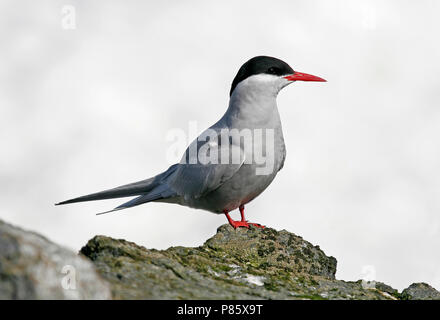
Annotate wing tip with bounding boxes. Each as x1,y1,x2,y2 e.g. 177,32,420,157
55,198,79,206
96,207,125,216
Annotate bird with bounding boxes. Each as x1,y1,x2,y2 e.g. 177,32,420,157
56,56,326,229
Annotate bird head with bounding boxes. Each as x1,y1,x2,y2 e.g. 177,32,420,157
230,56,326,98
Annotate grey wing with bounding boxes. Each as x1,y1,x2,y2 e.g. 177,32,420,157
168,133,245,199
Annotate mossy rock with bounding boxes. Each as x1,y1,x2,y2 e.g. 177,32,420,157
79,224,414,300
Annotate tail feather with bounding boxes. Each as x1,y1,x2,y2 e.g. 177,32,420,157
96,185,177,215
55,177,156,205
56,164,178,206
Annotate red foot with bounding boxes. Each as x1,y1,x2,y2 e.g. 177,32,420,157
228,219,265,229
224,206,265,229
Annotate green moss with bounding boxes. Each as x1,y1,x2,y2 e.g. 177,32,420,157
79,224,399,300
303,247,313,256
308,277,319,286
264,281,279,291
276,254,288,262
195,264,209,273
214,264,233,272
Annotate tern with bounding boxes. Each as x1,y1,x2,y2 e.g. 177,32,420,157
56,56,326,229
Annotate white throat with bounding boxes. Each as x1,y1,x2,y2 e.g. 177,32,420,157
224,74,291,128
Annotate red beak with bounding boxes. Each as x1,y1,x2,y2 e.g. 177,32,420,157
284,71,326,82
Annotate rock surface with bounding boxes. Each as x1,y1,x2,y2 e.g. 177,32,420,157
2,218,439,300
400,283,440,300
0,219,111,299
80,224,440,300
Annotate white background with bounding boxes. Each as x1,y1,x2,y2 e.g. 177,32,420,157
1,0,439,291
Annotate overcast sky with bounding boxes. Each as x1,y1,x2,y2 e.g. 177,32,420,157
1,0,439,292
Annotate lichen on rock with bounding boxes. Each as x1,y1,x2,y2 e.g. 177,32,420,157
2,218,439,300
400,283,440,300
80,224,438,300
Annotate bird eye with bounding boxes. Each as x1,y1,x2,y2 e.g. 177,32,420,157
267,67,279,75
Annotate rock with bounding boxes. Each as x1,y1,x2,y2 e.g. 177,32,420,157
80,224,422,300
374,282,400,299
400,283,440,300
3,217,439,300
0,219,111,299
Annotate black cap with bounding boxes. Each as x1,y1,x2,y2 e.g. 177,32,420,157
230,56,294,96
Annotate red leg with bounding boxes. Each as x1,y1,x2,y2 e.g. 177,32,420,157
239,205,246,221
224,206,265,229
240,205,265,228
224,210,250,229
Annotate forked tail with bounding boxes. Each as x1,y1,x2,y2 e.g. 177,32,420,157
55,164,178,214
